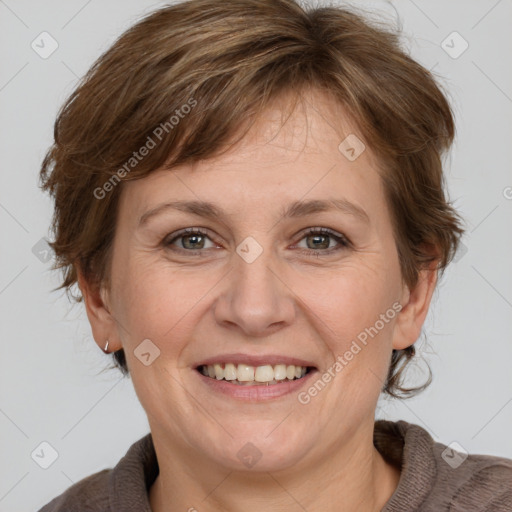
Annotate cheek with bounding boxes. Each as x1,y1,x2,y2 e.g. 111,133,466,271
111,256,179,339
304,263,397,333
295,263,399,381
112,256,220,359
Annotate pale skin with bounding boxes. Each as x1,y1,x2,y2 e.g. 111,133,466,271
78,88,438,511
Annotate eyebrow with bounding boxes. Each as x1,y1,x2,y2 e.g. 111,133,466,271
138,198,370,226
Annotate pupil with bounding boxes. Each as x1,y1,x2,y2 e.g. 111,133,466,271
182,234,329,250
308,234,328,249
183,234,204,249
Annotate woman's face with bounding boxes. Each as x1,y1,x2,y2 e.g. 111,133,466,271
84,90,433,473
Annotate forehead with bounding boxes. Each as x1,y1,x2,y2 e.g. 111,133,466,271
120,88,386,223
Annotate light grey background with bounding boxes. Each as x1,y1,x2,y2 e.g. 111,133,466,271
0,0,511,510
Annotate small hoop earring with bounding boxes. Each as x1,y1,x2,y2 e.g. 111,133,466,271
103,340,109,353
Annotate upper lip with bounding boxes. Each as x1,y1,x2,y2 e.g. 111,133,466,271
194,353,317,369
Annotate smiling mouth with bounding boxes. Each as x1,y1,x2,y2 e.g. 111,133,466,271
196,363,315,386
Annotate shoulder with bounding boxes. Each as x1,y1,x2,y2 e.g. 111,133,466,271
431,436,512,511
37,432,156,512
37,470,111,512
375,419,512,511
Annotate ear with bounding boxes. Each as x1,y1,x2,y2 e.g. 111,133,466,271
392,262,438,351
77,269,122,353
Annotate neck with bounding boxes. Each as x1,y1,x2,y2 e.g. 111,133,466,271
149,421,401,512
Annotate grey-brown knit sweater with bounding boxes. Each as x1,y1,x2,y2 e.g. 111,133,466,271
37,420,512,511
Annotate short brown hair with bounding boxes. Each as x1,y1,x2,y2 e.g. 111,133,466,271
39,0,465,398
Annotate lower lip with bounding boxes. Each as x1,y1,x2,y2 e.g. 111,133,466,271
195,369,319,401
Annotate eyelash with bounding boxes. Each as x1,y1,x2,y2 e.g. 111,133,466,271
163,227,350,257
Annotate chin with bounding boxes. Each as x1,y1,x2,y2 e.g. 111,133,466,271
202,426,312,472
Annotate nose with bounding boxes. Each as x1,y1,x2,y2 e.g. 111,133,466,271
212,244,296,338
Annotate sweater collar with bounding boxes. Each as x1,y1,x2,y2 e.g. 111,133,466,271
376,419,437,511
108,432,158,512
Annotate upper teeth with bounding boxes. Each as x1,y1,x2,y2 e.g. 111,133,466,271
201,363,308,382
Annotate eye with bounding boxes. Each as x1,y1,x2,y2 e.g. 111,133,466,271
163,228,216,253
294,227,350,256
